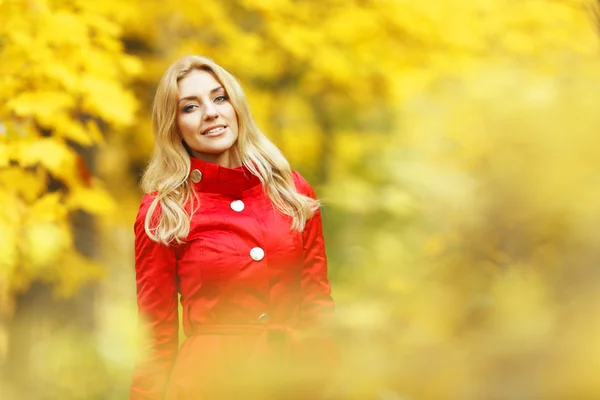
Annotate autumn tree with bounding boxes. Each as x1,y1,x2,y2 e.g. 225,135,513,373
0,0,140,397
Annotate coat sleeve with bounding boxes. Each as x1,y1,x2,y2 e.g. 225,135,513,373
130,195,179,400
293,172,335,330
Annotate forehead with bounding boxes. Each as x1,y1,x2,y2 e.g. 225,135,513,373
178,69,223,98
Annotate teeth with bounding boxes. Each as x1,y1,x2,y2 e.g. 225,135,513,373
205,126,225,134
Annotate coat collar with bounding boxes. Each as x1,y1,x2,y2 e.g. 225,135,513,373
188,156,262,197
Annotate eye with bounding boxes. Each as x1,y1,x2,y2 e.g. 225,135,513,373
182,104,197,113
215,95,228,103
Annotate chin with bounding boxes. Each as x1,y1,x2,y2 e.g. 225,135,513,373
206,143,235,153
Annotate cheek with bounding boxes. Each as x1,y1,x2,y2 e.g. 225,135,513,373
178,114,198,135
224,106,239,132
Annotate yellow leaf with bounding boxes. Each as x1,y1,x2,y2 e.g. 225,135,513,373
0,167,46,203
0,219,18,272
42,10,89,46
23,221,71,269
63,119,94,146
7,91,74,121
0,143,9,168
80,75,137,125
67,185,116,216
44,63,80,92
85,120,104,144
51,251,105,298
16,138,78,184
119,54,143,76
280,128,322,169
0,191,21,226
27,192,69,222
80,11,121,38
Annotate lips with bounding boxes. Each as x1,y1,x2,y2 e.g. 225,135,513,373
202,125,227,135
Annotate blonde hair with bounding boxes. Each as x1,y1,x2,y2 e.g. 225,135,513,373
141,55,319,245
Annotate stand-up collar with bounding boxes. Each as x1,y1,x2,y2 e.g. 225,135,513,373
188,157,262,197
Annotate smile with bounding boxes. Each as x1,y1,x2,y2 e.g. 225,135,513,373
202,125,227,135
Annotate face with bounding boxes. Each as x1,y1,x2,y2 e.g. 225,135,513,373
177,69,240,167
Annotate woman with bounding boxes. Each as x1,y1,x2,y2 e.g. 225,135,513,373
130,55,337,400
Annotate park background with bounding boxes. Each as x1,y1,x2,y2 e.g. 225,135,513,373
2,0,600,398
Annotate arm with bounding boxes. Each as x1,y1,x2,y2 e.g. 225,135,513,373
293,172,335,330
130,195,179,400
293,172,339,391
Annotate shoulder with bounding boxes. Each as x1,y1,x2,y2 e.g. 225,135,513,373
136,193,157,220
292,171,316,199
134,193,160,235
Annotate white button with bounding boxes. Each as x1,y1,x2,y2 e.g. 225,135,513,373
230,200,245,212
258,313,269,323
250,247,264,261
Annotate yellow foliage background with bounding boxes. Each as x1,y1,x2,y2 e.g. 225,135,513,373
2,0,600,398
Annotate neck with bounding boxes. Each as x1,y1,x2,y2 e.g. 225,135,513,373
190,149,242,169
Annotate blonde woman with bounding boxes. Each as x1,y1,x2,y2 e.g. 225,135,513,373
130,55,337,400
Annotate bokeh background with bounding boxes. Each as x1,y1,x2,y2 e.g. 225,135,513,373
2,0,600,399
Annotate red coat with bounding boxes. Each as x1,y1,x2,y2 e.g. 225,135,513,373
130,157,336,400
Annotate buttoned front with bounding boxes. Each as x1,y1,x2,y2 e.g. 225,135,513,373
249,247,265,261
230,200,244,212
131,157,337,400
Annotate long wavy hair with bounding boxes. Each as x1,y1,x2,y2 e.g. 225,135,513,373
141,55,319,245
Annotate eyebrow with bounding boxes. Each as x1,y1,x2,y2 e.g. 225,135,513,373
178,86,225,103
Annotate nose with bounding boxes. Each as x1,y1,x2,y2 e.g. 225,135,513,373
203,102,218,121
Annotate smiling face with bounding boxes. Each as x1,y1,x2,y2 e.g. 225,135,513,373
177,69,240,167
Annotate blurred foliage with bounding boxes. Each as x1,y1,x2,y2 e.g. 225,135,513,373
2,0,600,398
0,0,140,306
